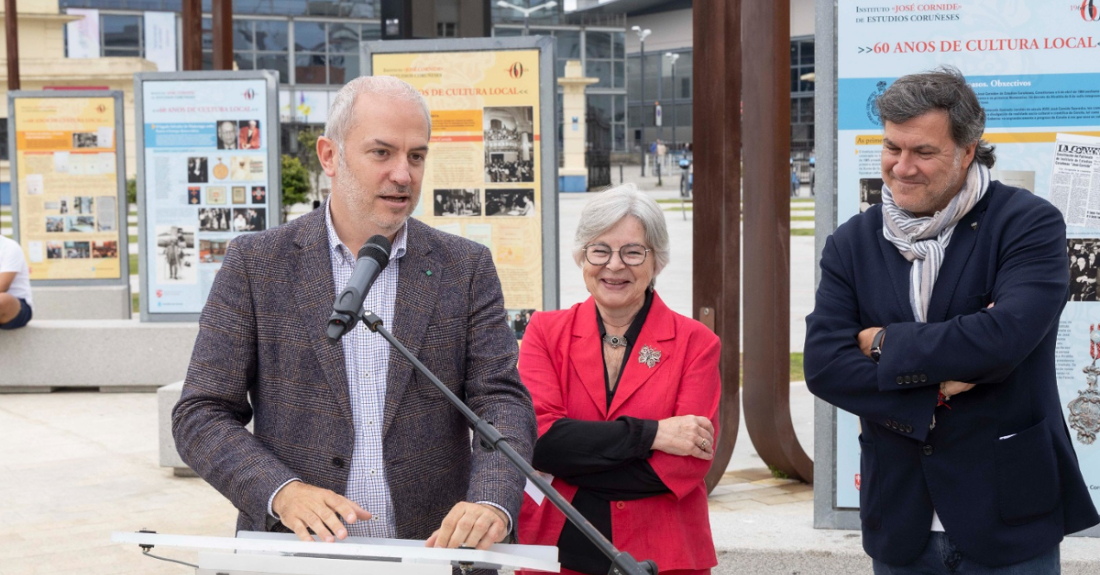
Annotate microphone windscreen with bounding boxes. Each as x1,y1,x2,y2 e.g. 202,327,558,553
358,235,393,267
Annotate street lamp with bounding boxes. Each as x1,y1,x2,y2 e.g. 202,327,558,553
496,1,558,35
664,52,679,151
632,25,651,176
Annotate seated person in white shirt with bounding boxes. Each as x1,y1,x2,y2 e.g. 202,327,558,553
0,235,33,330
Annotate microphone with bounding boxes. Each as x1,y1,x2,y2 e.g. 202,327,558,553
326,235,392,342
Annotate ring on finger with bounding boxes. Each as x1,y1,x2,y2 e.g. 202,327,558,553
699,439,710,450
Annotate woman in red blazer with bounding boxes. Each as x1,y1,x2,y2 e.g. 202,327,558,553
518,185,721,575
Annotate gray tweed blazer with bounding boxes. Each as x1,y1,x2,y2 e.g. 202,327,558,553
172,208,536,538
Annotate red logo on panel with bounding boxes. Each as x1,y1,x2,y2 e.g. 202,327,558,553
1083,1,1100,21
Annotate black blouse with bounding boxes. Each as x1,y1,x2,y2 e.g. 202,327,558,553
531,290,671,575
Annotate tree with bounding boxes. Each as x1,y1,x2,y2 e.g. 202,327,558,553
281,155,311,222
295,127,326,203
126,178,137,207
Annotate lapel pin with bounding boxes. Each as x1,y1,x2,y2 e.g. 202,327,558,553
971,222,978,230
425,270,433,276
638,345,661,369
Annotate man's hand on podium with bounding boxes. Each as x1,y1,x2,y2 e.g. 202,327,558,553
272,481,373,543
426,502,508,550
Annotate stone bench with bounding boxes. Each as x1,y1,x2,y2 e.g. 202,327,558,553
0,319,198,392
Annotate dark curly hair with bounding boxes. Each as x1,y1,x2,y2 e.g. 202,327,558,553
876,65,995,168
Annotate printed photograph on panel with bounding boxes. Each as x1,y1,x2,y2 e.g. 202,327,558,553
485,189,535,217
64,241,91,258
433,189,482,217
1068,239,1100,302
156,225,196,283
188,187,202,205
211,157,230,180
231,156,250,180
72,132,99,149
46,242,63,259
483,107,535,183
74,196,95,215
188,157,209,183
232,186,247,204
66,216,96,233
92,241,118,258
96,196,117,232
507,308,536,340
206,186,227,205
859,178,884,213
199,239,229,264
233,208,266,232
239,120,261,149
199,208,232,232
216,120,239,150
248,157,265,180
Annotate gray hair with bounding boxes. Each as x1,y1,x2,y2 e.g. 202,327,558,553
324,76,432,150
573,184,669,286
876,65,995,168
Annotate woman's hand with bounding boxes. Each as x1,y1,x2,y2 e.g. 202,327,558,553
653,415,715,460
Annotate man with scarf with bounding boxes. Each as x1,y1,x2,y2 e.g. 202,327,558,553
805,66,1098,574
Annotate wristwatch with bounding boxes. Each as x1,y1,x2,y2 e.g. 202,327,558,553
870,328,886,363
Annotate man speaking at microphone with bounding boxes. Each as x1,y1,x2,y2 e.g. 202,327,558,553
174,76,537,551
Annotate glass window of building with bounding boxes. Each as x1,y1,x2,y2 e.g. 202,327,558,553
102,14,142,57
215,18,290,83
294,20,368,85
583,30,624,89
497,24,628,153
790,37,816,179
61,0,380,17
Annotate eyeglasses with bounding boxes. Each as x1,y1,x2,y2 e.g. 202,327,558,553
583,243,651,266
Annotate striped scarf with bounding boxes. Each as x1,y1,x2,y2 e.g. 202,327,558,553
881,162,991,323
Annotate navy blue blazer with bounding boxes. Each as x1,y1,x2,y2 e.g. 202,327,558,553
805,181,1099,567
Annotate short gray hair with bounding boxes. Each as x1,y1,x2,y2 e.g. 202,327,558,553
325,76,432,150
876,65,995,168
573,184,669,285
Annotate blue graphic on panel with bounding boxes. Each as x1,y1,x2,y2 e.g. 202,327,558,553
840,74,1100,131
144,123,218,148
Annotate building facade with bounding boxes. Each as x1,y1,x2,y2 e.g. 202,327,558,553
576,0,817,174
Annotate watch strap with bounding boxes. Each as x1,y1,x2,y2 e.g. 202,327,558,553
870,328,886,362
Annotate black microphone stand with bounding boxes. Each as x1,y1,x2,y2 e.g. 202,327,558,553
359,311,659,575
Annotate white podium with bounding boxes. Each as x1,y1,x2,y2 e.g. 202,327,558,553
112,530,559,575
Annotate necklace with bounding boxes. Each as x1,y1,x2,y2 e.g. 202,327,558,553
603,334,628,348
603,317,632,329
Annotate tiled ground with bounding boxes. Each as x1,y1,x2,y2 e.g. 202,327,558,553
0,391,813,574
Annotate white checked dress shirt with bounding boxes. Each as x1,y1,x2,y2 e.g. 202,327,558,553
326,202,407,537
267,202,406,537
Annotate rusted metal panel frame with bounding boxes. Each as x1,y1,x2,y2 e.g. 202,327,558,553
5,0,20,90
695,0,742,492
181,0,202,71
741,0,814,483
211,0,233,71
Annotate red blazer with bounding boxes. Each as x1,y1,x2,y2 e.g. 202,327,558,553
517,293,720,571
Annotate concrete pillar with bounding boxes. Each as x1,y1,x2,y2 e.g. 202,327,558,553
557,60,597,193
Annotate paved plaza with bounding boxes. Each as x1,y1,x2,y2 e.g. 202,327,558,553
3,181,1099,573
